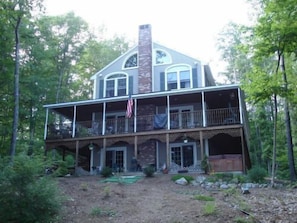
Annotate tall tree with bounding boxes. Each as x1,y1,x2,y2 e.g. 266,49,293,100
254,0,297,182
0,0,43,163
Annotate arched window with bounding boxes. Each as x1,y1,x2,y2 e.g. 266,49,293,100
155,49,171,65
124,53,137,68
105,73,128,97
165,65,191,90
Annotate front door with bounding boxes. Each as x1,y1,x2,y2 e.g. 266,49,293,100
105,148,126,172
171,145,194,168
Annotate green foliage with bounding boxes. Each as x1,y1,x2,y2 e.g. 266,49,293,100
202,202,216,216
171,174,194,183
52,160,69,177
90,207,116,217
0,154,62,223
101,167,113,178
247,166,267,183
194,195,215,201
143,165,155,177
234,216,255,223
201,155,210,173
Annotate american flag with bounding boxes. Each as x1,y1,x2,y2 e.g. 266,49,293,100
126,94,133,118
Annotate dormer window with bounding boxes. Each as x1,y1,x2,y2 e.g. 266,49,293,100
124,53,137,68
165,65,191,90
105,73,128,97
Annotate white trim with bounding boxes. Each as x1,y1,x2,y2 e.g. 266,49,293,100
165,64,192,91
169,142,197,167
104,72,129,97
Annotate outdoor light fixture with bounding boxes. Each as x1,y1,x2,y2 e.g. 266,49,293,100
89,143,94,151
183,138,188,144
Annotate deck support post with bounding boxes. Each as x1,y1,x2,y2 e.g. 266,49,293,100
75,140,79,175
166,133,170,170
240,128,246,173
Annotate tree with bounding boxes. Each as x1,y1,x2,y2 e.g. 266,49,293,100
0,0,43,163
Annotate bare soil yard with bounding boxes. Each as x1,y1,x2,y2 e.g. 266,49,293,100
57,173,297,223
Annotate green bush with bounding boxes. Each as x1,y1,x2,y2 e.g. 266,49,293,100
143,165,155,177
101,167,113,178
171,174,194,183
0,154,62,223
247,166,267,183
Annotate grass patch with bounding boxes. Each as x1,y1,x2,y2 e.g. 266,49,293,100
194,194,215,201
90,207,116,217
202,202,216,215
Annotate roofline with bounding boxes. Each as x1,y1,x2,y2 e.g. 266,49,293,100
90,45,138,80
43,84,241,109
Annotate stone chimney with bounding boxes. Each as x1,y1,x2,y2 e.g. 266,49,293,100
138,24,152,93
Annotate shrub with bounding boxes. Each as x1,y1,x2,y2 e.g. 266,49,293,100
0,154,62,223
247,166,267,183
171,174,194,183
143,165,155,177
101,167,112,178
202,202,216,215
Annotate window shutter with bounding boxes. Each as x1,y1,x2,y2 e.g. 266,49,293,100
192,68,198,88
160,72,165,91
99,79,104,98
129,76,133,94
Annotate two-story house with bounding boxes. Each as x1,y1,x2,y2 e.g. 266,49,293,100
44,24,251,174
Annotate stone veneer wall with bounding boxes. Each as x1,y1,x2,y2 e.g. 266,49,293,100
138,140,156,169
138,24,152,94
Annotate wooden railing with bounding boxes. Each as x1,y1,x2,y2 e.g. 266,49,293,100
46,107,240,139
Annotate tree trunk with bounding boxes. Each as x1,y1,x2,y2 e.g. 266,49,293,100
280,54,297,182
10,15,22,164
271,94,277,187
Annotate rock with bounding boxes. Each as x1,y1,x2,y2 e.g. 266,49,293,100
175,177,188,185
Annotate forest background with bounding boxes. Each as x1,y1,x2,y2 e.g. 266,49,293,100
1,0,297,183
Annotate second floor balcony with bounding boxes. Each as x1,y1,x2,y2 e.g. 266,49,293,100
46,107,241,140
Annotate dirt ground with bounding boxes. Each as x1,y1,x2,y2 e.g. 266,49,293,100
57,173,297,223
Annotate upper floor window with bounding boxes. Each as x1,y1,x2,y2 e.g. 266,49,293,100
155,49,171,65
123,49,172,68
165,65,191,90
105,73,128,97
124,53,137,68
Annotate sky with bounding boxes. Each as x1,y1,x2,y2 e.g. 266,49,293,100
44,0,253,80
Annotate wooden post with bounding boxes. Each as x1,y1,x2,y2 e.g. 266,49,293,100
75,140,79,175
240,128,246,173
199,131,204,159
166,133,170,170
134,135,138,158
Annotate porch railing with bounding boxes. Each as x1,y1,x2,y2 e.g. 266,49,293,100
46,107,240,139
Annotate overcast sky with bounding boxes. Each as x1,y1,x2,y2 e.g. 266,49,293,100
44,0,253,79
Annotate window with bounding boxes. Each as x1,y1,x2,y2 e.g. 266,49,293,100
105,73,127,97
155,50,171,64
124,53,137,68
165,65,191,90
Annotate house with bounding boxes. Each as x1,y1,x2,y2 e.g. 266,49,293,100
43,24,251,174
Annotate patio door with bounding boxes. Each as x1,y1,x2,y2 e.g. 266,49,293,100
171,145,194,168
105,147,126,172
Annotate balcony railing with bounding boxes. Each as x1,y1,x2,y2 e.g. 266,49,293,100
46,107,240,139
